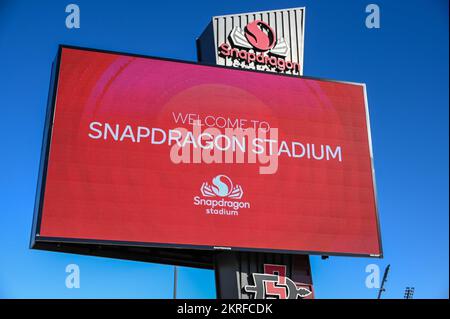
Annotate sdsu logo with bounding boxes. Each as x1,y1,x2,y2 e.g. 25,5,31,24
244,264,312,299
201,175,243,199
219,20,299,74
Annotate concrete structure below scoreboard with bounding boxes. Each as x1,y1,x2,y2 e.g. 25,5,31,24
215,252,314,299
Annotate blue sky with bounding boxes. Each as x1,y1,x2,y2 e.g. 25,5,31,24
0,0,448,298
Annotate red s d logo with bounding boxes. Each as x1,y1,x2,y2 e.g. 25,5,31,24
244,20,276,51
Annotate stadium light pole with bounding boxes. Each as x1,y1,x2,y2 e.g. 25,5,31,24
377,264,390,299
173,266,178,299
404,287,415,299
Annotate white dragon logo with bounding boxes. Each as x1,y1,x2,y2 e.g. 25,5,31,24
200,175,244,199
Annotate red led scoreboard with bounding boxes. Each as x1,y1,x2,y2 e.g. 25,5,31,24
31,46,382,266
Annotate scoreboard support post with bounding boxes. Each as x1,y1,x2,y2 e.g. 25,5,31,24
214,252,314,299
198,11,315,299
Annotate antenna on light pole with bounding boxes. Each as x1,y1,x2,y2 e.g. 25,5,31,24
404,287,415,299
173,266,178,299
377,264,390,299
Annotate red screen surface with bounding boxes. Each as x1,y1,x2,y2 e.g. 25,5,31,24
38,47,381,256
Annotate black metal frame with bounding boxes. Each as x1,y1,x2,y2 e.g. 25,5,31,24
30,44,383,267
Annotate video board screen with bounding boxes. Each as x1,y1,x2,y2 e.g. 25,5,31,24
33,46,382,257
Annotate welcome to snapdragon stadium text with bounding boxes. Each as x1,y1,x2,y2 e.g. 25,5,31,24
87,115,343,175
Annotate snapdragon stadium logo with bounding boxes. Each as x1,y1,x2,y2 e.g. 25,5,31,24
194,175,249,217
218,20,301,74
201,174,243,199
236,20,286,54
244,264,313,299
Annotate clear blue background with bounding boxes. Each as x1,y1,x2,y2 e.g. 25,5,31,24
0,0,448,298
